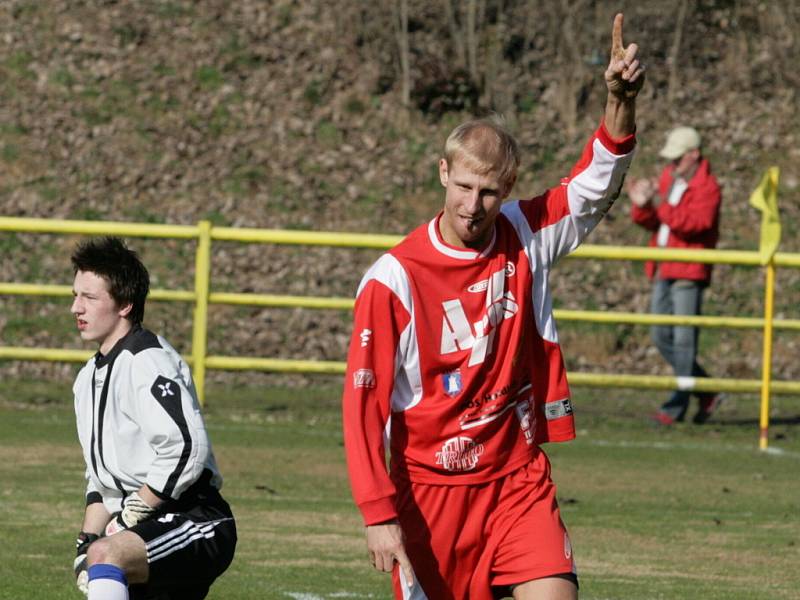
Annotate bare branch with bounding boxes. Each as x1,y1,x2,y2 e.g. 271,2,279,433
392,0,411,107
443,0,466,69
667,0,691,103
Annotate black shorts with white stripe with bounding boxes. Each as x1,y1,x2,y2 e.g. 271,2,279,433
128,485,237,600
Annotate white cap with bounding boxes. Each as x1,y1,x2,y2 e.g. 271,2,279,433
659,126,701,160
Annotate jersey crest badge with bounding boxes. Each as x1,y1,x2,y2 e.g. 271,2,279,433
442,371,462,397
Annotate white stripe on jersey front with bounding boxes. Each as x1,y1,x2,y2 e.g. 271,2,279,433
502,201,560,344
145,517,230,563
356,254,423,413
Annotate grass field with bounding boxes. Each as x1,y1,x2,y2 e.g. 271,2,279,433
1,377,798,600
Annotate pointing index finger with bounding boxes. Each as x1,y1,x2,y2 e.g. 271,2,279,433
611,13,625,61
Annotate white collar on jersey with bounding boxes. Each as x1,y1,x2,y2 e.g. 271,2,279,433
427,216,497,260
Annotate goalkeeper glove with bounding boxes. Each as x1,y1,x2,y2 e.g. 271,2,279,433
74,531,100,596
104,491,158,536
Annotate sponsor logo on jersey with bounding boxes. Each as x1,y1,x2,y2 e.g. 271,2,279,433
359,328,372,347
543,398,573,420
441,267,519,366
564,533,572,559
435,436,485,472
467,261,516,293
442,371,462,397
515,396,535,445
150,376,181,403
467,279,489,293
353,368,376,389
458,382,531,430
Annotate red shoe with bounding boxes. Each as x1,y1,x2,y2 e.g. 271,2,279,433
651,411,675,427
693,394,724,424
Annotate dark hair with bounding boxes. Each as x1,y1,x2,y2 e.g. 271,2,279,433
71,237,150,325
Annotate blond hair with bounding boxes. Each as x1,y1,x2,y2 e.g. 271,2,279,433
443,117,520,189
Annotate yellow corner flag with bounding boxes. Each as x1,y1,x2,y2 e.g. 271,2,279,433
749,167,781,264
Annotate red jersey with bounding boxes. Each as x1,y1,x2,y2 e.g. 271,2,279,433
343,123,636,525
630,157,721,282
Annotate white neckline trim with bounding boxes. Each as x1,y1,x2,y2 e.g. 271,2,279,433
427,217,496,260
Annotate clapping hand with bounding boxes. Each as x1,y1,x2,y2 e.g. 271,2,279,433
627,176,658,208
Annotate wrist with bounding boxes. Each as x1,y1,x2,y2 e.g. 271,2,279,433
79,529,102,538
606,92,637,106
76,531,100,556
607,90,637,106
604,99,636,139
367,518,399,528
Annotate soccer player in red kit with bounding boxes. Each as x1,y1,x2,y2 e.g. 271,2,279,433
342,14,645,600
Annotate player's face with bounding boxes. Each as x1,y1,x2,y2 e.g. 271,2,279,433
71,270,132,355
671,148,700,178
438,158,507,250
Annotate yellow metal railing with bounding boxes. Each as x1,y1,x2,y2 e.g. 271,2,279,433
192,221,212,403
1,216,798,450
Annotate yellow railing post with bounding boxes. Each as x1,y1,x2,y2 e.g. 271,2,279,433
758,259,777,450
192,221,212,405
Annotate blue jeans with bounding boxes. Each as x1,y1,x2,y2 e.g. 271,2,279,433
650,278,714,420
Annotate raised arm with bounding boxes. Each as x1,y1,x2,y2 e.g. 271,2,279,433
604,13,645,138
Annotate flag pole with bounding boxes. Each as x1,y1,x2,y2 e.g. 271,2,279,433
748,166,780,451
758,258,776,451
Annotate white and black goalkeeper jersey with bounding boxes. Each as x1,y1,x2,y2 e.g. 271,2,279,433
73,325,222,514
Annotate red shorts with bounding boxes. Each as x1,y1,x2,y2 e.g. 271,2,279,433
392,449,575,600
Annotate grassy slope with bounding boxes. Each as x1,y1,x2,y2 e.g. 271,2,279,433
1,380,798,600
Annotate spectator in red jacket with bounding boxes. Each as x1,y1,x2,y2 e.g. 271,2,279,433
628,126,724,425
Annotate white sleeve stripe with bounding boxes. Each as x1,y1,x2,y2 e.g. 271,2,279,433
356,254,423,413
503,137,633,343
356,254,412,312
504,202,559,343
565,138,634,247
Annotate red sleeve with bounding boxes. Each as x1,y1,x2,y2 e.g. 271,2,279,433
631,202,660,231
342,279,411,526
519,119,635,233
656,178,721,237
596,118,636,156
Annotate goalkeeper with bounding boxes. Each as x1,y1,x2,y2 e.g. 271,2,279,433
70,237,236,600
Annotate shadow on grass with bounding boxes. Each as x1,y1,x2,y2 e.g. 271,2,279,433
716,415,800,426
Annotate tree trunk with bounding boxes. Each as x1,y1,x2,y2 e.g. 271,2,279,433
444,0,466,70
667,0,690,103
393,0,411,107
